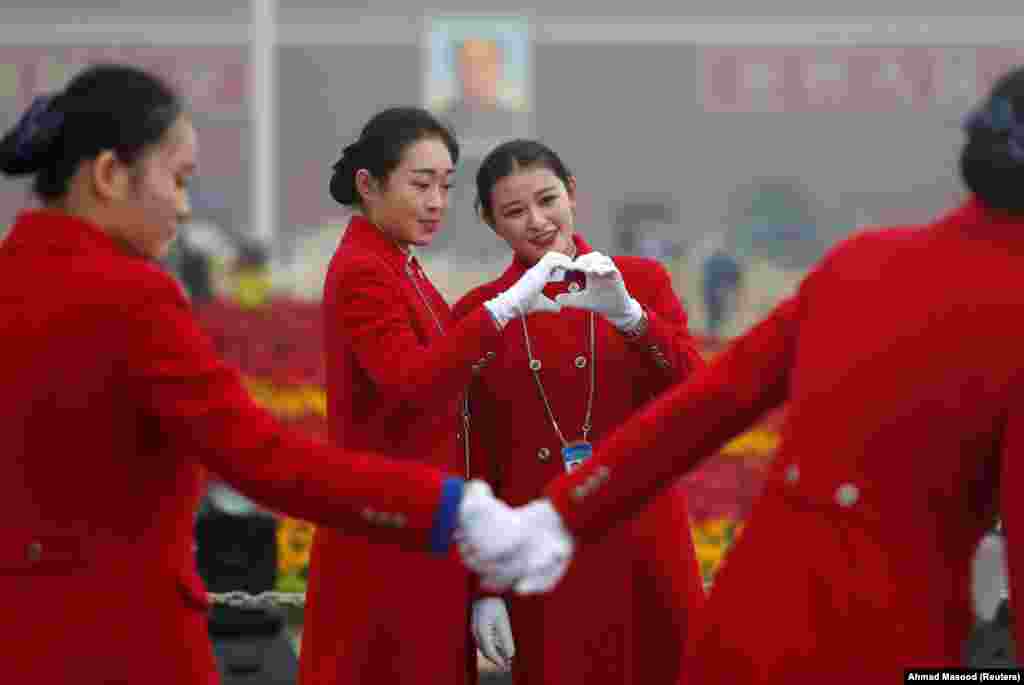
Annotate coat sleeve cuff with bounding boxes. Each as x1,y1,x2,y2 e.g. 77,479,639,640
429,477,466,555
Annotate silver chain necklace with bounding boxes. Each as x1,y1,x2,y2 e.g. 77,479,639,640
404,256,472,478
519,309,597,451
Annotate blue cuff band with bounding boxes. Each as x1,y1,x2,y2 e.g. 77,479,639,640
429,477,465,555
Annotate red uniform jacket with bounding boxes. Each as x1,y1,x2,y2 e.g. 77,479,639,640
300,215,503,685
0,210,457,685
453,234,706,684
547,198,1024,683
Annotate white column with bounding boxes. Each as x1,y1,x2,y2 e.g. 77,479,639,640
250,0,277,250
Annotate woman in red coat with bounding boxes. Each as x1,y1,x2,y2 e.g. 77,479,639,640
491,66,1024,683
299,110,576,685
452,139,707,684
0,64,516,685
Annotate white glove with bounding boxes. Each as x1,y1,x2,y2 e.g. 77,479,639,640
555,252,643,331
456,480,532,589
484,251,574,329
972,531,1008,622
472,597,515,671
456,484,574,594
510,499,574,595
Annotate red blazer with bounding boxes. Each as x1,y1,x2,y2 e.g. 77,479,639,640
547,197,1024,683
300,215,503,685
453,234,706,685
0,210,457,685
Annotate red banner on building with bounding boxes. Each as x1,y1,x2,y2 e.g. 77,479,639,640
701,45,1024,113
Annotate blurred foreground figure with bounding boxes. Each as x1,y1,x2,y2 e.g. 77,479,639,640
0,63,528,685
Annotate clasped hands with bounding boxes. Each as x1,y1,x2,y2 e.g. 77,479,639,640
484,250,644,331
455,481,574,596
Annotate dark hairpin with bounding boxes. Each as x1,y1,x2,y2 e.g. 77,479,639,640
12,94,65,165
964,96,1024,162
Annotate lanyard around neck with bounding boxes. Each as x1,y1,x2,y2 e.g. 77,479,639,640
403,258,471,478
519,310,596,447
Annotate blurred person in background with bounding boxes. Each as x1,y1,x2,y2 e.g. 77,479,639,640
472,64,1024,683
695,232,744,340
452,139,706,684
299,109,575,685
0,63,532,685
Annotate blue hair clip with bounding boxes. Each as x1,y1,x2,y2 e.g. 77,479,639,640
1011,135,1024,163
963,96,1024,162
12,94,64,165
989,96,1015,132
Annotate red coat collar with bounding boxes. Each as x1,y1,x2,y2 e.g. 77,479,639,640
941,195,1024,234
2,209,134,259
341,214,415,273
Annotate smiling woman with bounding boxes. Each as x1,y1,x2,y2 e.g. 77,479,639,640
328,110,456,249
452,138,708,684
475,138,579,265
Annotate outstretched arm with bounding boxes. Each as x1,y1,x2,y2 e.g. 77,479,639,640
546,294,802,541
326,256,502,409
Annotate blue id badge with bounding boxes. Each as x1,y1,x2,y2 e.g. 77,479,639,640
562,441,593,473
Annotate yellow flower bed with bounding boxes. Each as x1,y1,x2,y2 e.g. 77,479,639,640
244,379,777,459
692,517,744,581
719,429,778,460
244,378,327,419
277,516,316,576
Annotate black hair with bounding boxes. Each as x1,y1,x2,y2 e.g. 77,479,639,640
328,107,459,207
960,65,1024,215
0,63,184,203
475,139,573,223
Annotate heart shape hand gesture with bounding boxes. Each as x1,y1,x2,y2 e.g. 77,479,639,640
555,252,644,331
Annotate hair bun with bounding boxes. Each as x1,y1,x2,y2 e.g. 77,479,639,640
328,140,362,206
328,157,357,205
0,94,65,176
959,85,1024,215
